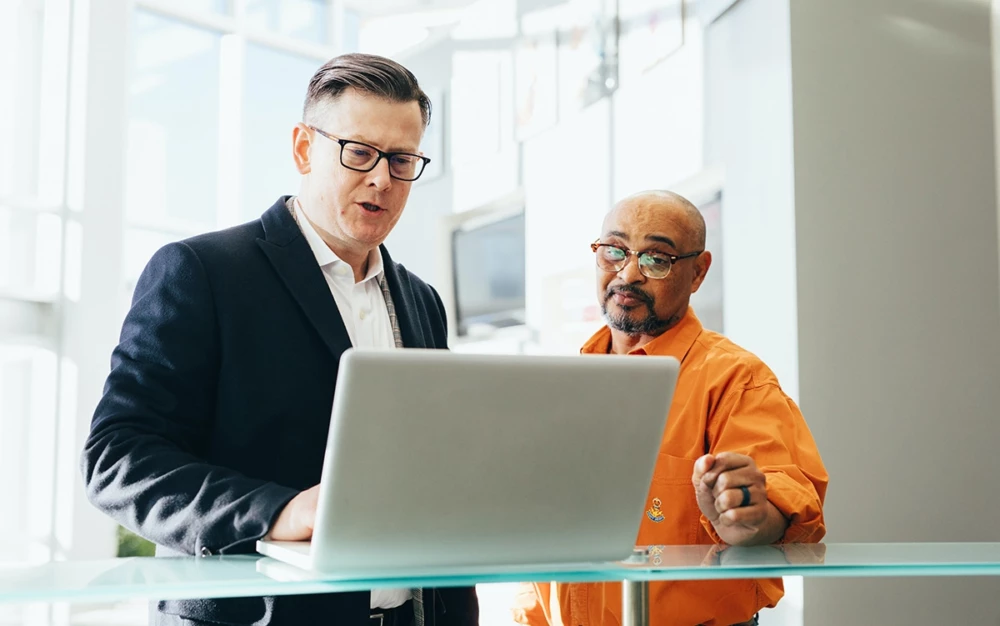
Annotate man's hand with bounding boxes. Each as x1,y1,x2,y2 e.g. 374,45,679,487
268,485,320,541
692,452,788,546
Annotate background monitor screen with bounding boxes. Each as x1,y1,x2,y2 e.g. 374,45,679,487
451,212,526,335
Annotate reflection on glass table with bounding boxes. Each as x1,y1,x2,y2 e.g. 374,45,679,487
3,543,1000,626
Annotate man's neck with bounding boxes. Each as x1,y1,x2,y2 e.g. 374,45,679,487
295,196,372,283
607,309,686,354
609,331,658,355
328,241,370,284
340,250,371,284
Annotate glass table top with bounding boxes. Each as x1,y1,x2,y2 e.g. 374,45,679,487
3,543,1000,605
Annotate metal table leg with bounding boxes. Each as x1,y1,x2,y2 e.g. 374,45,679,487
621,579,649,626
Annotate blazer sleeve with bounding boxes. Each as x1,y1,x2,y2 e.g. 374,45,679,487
80,242,298,556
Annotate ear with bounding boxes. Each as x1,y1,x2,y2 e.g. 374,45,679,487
292,123,312,175
689,251,713,294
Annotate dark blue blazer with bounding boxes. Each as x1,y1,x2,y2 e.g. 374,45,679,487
81,197,478,625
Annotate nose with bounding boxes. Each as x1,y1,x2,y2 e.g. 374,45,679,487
366,157,393,191
616,251,646,284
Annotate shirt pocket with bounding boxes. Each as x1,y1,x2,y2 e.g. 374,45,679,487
636,453,701,547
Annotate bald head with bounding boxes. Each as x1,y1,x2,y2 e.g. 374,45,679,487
594,190,714,344
595,189,713,344
606,190,706,252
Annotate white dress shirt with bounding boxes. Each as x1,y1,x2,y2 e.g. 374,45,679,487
295,199,394,350
294,199,409,610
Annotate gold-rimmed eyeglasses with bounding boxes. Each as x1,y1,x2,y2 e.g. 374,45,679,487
591,241,702,279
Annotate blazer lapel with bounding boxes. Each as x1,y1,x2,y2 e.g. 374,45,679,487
256,196,353,358
380,245,427,349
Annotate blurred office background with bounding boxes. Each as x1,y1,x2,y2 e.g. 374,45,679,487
2,0,1000,624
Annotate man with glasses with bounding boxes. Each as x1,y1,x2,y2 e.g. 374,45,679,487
82,53,478,625
513,191,828,626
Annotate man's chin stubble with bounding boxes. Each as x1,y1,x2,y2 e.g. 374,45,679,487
603,303,680,336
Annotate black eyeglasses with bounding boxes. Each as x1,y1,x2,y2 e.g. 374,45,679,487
308,125,431,181
591,241,702,279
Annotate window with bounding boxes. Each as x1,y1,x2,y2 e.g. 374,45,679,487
126,10,222,231
245,0,329,44
122,3,331,292
0,0,341,581
171,0,228,14
0,0,70,206
0,208,62,298
241,43,318,222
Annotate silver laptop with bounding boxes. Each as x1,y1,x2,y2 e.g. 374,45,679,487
257,348,678,574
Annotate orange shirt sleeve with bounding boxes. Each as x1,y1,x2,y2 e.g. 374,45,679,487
700,373,829,544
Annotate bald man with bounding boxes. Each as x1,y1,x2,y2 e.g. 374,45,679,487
513,191,829,626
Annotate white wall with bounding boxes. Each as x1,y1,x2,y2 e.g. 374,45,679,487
790,0,1000,623
702,4,803,623
390,13,708,353
521,14,706,354
703,0,799,397
383,40,455,285
705,1,1000,622
612,19,704,203
521,98,612,352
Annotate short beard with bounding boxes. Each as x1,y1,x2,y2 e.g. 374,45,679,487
601,285,678,336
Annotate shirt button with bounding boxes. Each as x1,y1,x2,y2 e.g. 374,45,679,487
359,309,368,320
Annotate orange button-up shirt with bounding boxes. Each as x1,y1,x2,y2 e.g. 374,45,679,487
513,309,828,626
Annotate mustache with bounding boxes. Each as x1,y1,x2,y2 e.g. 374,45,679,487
604,284,654,305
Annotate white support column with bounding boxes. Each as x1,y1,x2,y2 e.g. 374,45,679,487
56,0,131,562
792,0,1000,623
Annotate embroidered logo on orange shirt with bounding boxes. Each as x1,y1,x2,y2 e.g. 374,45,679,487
646,497,664,522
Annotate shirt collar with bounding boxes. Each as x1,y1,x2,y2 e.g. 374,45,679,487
294,197,384,284
580,307,704,361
